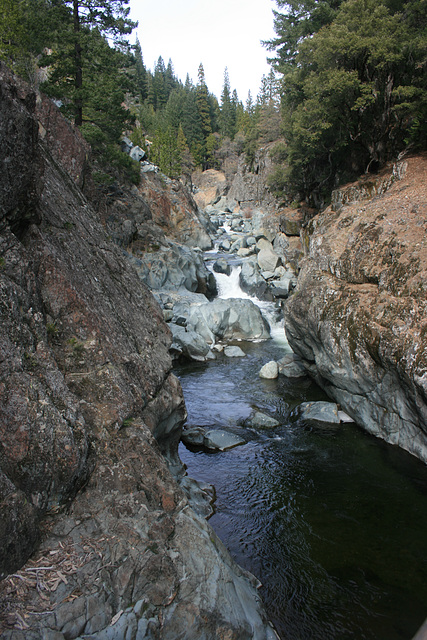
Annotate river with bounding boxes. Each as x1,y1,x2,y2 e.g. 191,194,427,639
175,254,427,640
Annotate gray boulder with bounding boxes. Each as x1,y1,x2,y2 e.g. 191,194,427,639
181,426,207,447
249,412,280,429
203,430,246,451
269,277,293,298
272,232,291,260
170,324,212,361
219,238,231,251
224,345,246,358
257,247,281,272
239,258,269,299
259,361,279,379
278,353,307,378
237,247,254,258
121,136,133,154
186,298,271,345
213,257,231,275
130,242,217,297
299,401,341,426
129,145,147,162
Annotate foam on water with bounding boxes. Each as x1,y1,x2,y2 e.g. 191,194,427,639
212,263,290,349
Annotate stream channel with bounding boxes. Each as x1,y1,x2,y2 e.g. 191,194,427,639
175,246,427,640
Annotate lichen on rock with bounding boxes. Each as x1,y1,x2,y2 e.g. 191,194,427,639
284,154,427,462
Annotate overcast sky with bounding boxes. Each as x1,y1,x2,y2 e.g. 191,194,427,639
129,0,278,103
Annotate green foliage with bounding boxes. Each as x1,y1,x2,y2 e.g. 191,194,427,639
0,0,69,83
219,67,236,139
134,37,147,101
265,0,344,68
150,125,182,178
42,0,136,124
267,165,290,199
269,0,427,203
196,63,212,139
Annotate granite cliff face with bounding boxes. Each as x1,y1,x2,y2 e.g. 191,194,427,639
0,64,276,639
284,156,427,462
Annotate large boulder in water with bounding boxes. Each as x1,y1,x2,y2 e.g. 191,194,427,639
239,258,270,299
213,256,232,275
129,241,217,297
186,298,271,345
170,323,212,361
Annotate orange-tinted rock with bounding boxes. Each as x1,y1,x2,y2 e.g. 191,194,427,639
284,155,427,462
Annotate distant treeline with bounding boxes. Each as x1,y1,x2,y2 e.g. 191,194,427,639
0,0,281,184
266,0,427,205
1,0,425,204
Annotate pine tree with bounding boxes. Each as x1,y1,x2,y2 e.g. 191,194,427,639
150,125,181,178
177,123,193,177
219,67,236,139
265,0,343,69
41,0,137,126
181,88,205,167
134,37,147,101
165,58,176,100
152,55,167,109
196,63,212,139
0,0,69,84
268,0,427,201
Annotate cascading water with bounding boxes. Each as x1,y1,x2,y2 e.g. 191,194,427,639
209,260,290,346
176,248,427,640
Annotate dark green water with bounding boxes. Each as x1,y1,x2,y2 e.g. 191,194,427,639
176,338,427,640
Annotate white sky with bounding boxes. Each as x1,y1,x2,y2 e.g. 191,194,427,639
129,0,277,103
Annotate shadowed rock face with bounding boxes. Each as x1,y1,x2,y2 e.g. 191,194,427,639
0,64,276,639
284,155,427,462
0,60,176,572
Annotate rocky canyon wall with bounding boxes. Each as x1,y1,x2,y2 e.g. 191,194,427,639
283,157,427,462
0,64,276,639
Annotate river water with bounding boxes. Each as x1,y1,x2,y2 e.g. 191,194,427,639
175,256,427,640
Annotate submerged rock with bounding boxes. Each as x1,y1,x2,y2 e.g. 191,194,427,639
203,430,246,451
249,412,281,429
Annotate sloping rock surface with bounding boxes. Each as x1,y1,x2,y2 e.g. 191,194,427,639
137,171,213,249
0,64,276,639
284,155,427,462
193,168,228,210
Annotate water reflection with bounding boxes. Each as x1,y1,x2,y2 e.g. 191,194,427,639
176,343,427,640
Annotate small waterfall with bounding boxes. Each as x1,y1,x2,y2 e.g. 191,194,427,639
211,263,290,349
215,265,250,300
